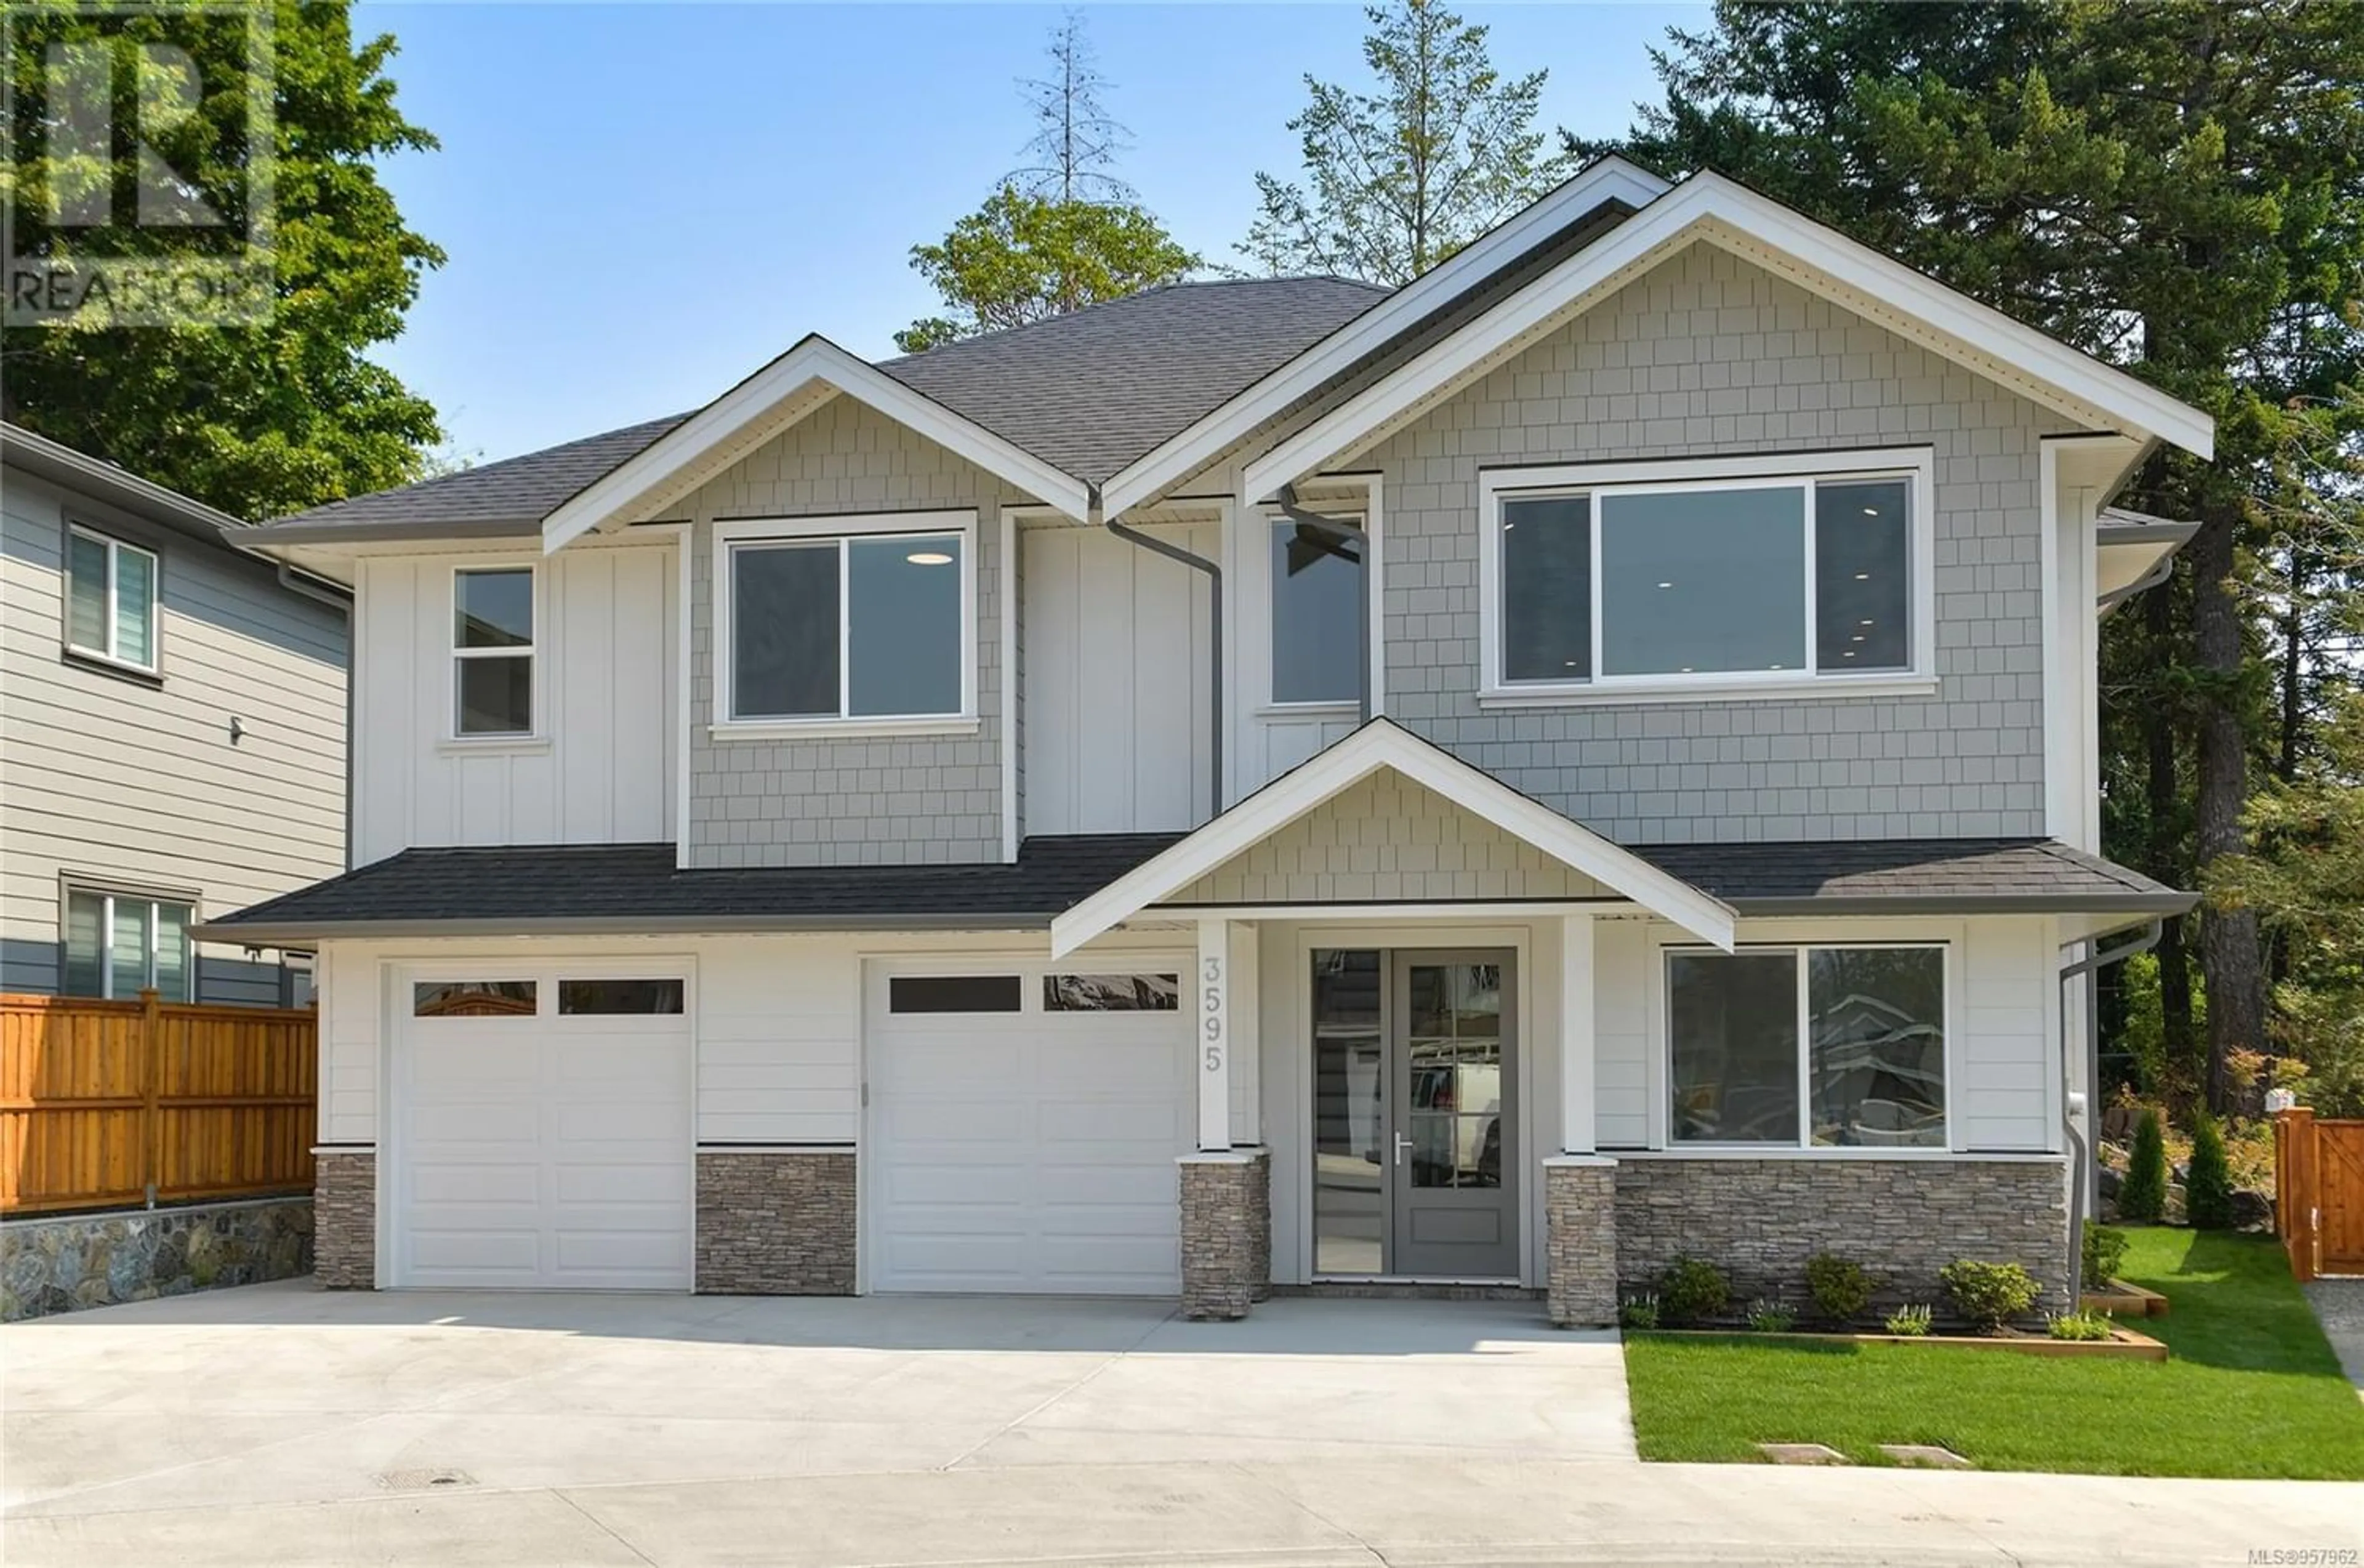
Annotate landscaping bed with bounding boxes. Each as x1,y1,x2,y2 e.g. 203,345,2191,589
1648,1323,2169,1361
1620,1228,2364,1478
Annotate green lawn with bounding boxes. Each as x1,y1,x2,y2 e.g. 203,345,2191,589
1620,1227,2364,1476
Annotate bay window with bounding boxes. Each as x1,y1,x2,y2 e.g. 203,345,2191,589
1484,451,1929,698
1667,943,1947,1149
718,513,972,728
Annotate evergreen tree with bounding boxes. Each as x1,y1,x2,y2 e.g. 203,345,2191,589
2121,1108,2169,1223
2184,1111,2236,1228
1240,0,1572,283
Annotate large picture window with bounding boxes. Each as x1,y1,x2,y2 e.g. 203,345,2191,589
1667,944,1946,1149
452,567,534,736
67,526,159,671
1486,454,1926,697
720,517,971,726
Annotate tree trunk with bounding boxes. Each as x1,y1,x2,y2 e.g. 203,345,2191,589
2141,584,2197,1085
2188,507,2266,1112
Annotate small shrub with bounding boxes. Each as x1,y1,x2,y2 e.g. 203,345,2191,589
1883,1303,1933,1337
1947,1256,2046,1326
2081,1221,2129,1287
1745,1297,1796,1333
2185,1111,2236,1229
2046,1309,2114,1342
1658,1256,1732,1325
1618,1293,1660,1330
2120,1108,2168,1221
1803,1252,1874,1324
1940,1259,2041,1333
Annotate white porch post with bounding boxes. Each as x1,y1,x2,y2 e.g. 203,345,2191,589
1559,913,1596,1154
1196,917,1232,1152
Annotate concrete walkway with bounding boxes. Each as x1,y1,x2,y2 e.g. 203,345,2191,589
5,1281,2358,1566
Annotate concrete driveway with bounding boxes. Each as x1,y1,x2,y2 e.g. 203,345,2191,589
5,1282,2358,1567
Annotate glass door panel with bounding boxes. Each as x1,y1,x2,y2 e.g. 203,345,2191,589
1311,949,1385,1276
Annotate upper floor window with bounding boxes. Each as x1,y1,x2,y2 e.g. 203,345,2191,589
715,512,973,730
452,567,534,736
1482,449,1932,701
1269,516,1363,706
64,886,193,1001
66,526,158,671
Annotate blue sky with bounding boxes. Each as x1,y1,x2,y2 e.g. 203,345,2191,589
353,2,1702,464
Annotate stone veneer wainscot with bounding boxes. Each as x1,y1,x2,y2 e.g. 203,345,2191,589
1177,1148,1271,1321
1614,1156,2070,1311
694,1150,856,1293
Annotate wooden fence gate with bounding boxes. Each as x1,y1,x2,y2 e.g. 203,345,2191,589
2274,1108,2364,1281
1,991,316,1215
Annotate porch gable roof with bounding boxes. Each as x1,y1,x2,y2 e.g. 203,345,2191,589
1047,719,1739,957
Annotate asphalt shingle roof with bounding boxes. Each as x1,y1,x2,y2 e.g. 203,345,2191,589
198,834,1188,939
201,835,2185,941
263,277,1388,535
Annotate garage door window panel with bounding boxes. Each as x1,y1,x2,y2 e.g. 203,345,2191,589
414,979,537,1017
1044,973,1180,1011
558,978,685,1015
889,975,1023,1013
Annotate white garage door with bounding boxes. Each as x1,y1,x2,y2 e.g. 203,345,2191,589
393,974,692,1290
869,965,1191,1294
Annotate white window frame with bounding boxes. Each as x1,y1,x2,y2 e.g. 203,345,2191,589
1250,478,1384,719
66,524,161,672
1654,938,1956,1157
710,509,979,741
449,563,539,741
1476,447,1937,706
63,883,196,1001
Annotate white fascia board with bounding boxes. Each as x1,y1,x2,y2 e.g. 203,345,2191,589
1242,172,2215,504
1098,156,1673,519
541,337,1092,553
1047,718,1736,957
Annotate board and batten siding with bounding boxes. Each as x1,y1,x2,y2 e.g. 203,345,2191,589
351,541,675,866
1,464,346,1005
1591,914,2059,1154
1019,520,1214,836
681,400,1016,867
1355,240,2083,843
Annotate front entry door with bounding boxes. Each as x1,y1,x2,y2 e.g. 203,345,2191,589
1311,948,1518,1279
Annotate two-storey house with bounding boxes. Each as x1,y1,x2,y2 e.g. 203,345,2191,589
208,162,2206,1322
3,422,345,1010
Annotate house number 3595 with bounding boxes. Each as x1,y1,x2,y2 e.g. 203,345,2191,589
1200,955,1224,1074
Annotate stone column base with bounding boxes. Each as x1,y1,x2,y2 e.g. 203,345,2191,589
1543,1155,1618,1327
313,1148,376,1290
695,1149,856,1294
1178,1148,1270,1321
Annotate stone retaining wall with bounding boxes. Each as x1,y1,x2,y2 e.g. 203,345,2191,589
1,1196,313,1321
313,1150,376,1289
1614,1157,2070,1313
696,1150,856,1293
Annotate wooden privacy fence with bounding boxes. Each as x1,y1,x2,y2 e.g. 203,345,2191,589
2274,1107,2364,1282
1,991,316,1216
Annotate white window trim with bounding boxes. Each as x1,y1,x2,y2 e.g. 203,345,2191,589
1476,447,1937,706
64,883,196,1001
448,563,541,743
1650,935,1959,1158
710,509,979,738
1260,505,1371,712
66,524,161,673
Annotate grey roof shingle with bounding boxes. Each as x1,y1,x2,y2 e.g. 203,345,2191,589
195,834,1188,941
260,277,1388,537
1632,838,2189,912
199,834,2187,942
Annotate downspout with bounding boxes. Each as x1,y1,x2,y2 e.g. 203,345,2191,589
1098,486,1224,816
1277,483,1372,725
2056,919,2163,1303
